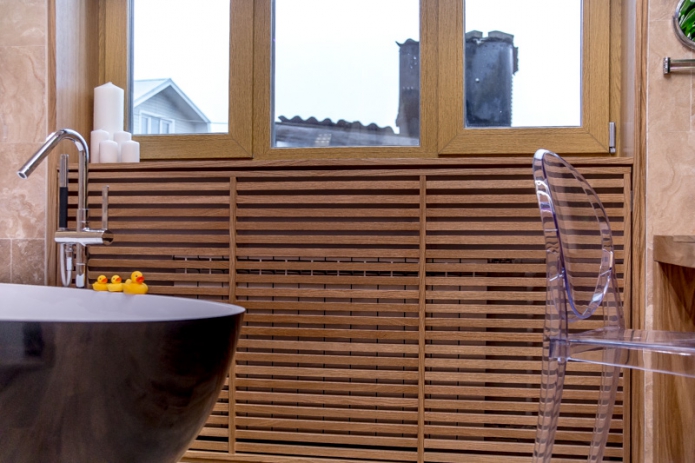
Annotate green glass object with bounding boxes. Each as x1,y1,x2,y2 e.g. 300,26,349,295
678,0,695,39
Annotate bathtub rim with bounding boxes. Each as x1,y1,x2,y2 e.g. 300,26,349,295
0,283,245,323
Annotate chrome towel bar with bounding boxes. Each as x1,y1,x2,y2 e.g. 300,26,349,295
664,57,695,74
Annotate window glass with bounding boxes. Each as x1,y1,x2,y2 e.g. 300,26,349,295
131,0,230,135
464,0,582,128
272,0,420,148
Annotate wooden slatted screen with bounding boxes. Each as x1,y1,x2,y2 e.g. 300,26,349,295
70,161,631,463
232,175,422,462
422,168,629,463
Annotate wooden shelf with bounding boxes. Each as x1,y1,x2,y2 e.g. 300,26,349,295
652,234,695,462
653,235,695,268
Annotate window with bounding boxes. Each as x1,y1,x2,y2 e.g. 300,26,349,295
437,0,612,155
100,0,618,159
271,0,420,149
139,112,175,135
100,0,252,159
132,0,229,135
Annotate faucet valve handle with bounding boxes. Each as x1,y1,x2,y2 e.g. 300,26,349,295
102,185,109,230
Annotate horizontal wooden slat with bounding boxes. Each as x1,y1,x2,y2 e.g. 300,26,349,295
235,378,419,394
70,195,229,205
235,260,420,272
426,207,625,218
241,327,419,340
426,178,623,189
236,221,420,231
237,194,420,205
233,433,417,457
427,193,625,204
237,274,419,286
237,180,420,191
88,258,229,270
237,247,420,258
237,339,420,354
85,181,230,192
236,207,421,218
234,391,418,408
235,235,419,246
243,314,419,327
236,407,416,423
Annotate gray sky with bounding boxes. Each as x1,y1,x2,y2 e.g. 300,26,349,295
133,0,582,133
133,0,230,130
465,0,582,127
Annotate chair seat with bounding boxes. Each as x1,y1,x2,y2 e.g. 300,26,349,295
564,328,695,378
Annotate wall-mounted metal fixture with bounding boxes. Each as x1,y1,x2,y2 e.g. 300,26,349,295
18,129,113,288
664,57,695,74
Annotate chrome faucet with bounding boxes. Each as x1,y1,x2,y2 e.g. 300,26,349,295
18,128,113,288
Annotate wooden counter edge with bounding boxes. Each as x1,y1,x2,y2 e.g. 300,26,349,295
653,235,695,268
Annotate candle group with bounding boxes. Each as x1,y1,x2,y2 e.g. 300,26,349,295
90,82,140,163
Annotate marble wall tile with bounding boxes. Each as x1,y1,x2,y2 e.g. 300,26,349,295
11,239,44,285
647,19,692,135
646,131,695,237
0,0,46,47
0,45,46,143
0,143,45,240
0,0,48,285
0,239,10,283
650,0,678,21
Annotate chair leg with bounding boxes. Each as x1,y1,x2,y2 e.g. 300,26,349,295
587,348,621,463
533,343,567,463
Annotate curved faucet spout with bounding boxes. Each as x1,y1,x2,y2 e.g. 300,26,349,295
18,128,89,179
18,129,90,228
17,128,108,288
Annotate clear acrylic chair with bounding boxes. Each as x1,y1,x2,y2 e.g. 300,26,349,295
532,149,695,462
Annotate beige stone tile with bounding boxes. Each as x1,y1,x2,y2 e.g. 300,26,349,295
0,143,46,240
651,0,678,22
646,130,695,237
0,45,46,143
11,239,44,285
647,20,692,134
0,239,10,283
689,72,695,131
0,0,46,47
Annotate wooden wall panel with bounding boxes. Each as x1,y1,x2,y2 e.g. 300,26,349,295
69,161,631,463
422,169,627,463
232,174,422,462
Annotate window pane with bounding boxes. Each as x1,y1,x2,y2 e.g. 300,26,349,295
131,0,230,135
464,0,582,128
272,0,420,148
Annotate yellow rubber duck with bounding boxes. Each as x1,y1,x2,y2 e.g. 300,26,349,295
107,275,124,292
123,271,148,295
92,275,108,291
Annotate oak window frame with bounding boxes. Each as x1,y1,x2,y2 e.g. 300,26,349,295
100,0,618,160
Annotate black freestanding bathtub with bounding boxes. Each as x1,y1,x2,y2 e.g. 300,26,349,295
0,283,245,463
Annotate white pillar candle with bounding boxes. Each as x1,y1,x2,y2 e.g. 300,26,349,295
93,82,124,136
113,131,132,162
113,130,131,145
90,129,110,164
99,140,119,163
120,140,140,163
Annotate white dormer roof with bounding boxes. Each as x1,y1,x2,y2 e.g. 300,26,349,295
133,78,210,123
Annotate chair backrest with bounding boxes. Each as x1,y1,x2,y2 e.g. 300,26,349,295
532,149,618,321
